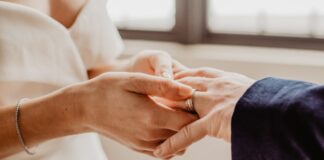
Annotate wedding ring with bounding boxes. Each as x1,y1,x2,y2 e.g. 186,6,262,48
185,89,196,112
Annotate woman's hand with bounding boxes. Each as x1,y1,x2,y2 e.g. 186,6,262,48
0,72,195,158
88,50,188,79
70,72,196,156
153,68,255,158
126,50,188,79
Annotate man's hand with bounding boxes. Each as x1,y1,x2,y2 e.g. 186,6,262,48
153,68,255,158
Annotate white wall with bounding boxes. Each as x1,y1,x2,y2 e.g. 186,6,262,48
102,40,324,160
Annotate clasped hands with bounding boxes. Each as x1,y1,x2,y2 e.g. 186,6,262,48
67,50,255,159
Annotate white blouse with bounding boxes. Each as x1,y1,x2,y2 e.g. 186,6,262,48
0,0,123,159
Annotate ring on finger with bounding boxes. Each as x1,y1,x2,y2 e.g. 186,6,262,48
185,89,196,112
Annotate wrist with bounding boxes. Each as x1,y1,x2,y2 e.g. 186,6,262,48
15,86,89,148
56,84,91,133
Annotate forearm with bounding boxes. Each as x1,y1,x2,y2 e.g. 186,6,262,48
87,59,129,79
0,86,86,158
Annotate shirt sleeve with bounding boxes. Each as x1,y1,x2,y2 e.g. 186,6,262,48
232,77,324,160
69,0,124,69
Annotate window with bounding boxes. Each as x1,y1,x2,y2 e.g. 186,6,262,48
208,0,324,38
107,0,176,31
107,0,324,50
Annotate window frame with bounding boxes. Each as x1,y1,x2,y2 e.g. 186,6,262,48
117,0,324,50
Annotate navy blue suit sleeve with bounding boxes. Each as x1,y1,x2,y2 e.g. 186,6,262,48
232,77,324,160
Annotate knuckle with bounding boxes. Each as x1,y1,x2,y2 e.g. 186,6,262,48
165,138,175,152
96,73,119,87
182,126,192,139
158,80,173,94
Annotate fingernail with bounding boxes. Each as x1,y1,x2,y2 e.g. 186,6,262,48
154,148,163,157
162,72,173,79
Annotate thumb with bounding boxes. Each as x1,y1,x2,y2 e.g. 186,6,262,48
150,51,174,79
154,119,207,158
124,73,193,100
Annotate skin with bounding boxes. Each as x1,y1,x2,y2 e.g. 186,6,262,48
87,50,188,79
153,68,256,159
0,0,192,158
0,72,197,158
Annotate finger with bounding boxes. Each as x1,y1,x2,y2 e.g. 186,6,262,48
133,139,164,151
125,73,193,100
153,91,207,115
139,129,176,141
153,96,194,114
154,119,207,158
152,97,185,108
155,107,198,131
132,148,155,157
177,77,211,91
149,51,174,79
175,68,224,80
172,60,189,74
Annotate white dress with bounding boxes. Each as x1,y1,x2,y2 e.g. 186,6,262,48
0,0,124,159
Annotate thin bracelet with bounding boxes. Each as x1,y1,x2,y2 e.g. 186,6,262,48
15,98,36,155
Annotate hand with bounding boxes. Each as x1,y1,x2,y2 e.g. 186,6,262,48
153,68,255,158
69,72,197,157
126,50,188,79
87,50,187,79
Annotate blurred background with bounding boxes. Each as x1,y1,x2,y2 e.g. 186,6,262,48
102,0,324,159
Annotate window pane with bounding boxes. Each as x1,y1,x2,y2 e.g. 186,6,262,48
107,0,176,31
208,0,324,38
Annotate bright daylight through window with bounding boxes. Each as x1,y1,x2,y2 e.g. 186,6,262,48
107,0,176,31
208,0,324,38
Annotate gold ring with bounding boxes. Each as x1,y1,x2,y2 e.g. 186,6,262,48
185,89,196,112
